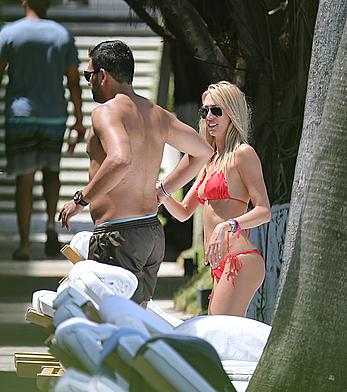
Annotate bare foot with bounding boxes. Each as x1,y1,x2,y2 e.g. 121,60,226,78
12,248,30,261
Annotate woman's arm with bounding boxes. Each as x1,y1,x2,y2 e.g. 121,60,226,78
157,177,201,222
162,113,213,194
232,144,271,228
214,144,270,235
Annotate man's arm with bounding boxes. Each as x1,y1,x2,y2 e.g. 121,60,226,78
59,103,131,229
81,104,132,203
162,113,213,194
65,64,86,145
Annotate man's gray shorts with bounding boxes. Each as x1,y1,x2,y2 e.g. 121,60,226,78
88,215,165,304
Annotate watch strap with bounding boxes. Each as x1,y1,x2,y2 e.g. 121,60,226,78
227,218,237,233
73,190,89,207
227,218,241,238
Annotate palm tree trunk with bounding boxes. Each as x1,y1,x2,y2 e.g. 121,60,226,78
248,12,347,392
156,0,231,81
275,0,347,312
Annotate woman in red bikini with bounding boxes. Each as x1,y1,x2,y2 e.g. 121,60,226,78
157,81,271,316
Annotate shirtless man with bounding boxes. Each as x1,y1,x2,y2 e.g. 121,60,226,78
59,40,213,306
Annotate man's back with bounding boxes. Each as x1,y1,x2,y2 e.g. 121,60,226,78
0,17,79,117
87,93,173,225
59,38,212,305
59,38,212,233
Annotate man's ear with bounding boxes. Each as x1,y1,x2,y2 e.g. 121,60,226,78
99,68,112,86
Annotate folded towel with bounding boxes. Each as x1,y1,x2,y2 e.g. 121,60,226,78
53,302,89,329
54,317,118,374
68,260,138,304
69,231,93,260
53,285,100,327
32,290,57,317
55,282,97,309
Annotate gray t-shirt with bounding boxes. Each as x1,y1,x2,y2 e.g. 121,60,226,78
0,17,79,118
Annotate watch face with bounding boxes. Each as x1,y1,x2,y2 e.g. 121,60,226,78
73,190,82,204
229,219,237,233
73,190,88,206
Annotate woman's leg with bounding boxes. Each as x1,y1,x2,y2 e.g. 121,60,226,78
208,253,265,316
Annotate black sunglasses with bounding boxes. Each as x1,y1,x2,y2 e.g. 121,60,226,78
83,69,100,82
198,106,223,119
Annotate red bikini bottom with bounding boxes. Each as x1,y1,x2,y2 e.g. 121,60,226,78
211,249,262,287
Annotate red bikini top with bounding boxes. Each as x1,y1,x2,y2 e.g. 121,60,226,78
195,170,248,206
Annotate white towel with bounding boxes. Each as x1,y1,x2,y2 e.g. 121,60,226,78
54,317,118,374
174,315,271,362
32,290,57,317
68,260,138,304
69,231,93,259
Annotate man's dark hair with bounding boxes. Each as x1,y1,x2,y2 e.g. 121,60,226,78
27,0,50,18
89,40,134,84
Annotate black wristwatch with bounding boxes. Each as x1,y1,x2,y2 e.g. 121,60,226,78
73,190,89,207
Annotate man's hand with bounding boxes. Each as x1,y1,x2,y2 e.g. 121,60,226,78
58,200,84,230
66,122,86,154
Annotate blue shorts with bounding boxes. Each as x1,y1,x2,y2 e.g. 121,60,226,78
5,116,67,175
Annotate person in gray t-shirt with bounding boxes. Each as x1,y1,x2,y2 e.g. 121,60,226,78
0,0,86,260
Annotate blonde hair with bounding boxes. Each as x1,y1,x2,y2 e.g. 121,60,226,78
199,81,251,173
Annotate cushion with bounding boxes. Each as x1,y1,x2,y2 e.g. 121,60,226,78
174,315,271,362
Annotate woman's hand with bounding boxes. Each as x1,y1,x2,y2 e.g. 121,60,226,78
156,181,170,205
205,222,229,269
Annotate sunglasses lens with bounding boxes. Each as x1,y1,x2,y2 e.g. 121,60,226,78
198,107,208,119
198,106,223,119
83,71,91,82
211,107,222,116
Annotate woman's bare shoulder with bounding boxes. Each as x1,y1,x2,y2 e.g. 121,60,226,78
235,143,257,157
234,144,260,166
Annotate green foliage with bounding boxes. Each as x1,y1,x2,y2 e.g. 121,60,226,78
173,245,212,315
157,210,167,226
174,266,211,315
158,187,184,226
176,244,204,268
172,187,183,202
166,72,175,113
